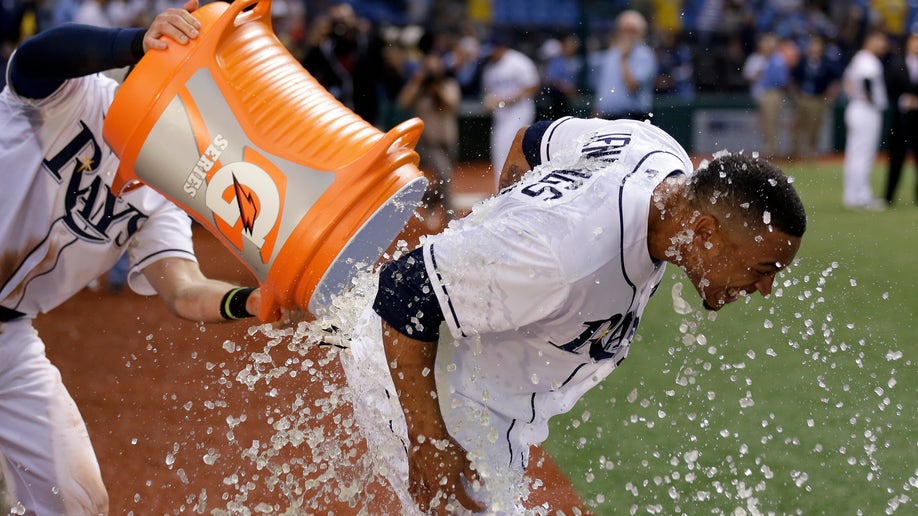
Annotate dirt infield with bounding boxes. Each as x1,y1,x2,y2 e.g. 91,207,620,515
34,162,590,514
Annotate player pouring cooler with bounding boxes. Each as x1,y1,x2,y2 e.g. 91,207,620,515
0,2,322,513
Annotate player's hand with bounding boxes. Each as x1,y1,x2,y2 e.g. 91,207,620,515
408,434,484,514
271,306,308,329
620,39,635,61
243,289,306,325
902,93,918,111
143,0,201,52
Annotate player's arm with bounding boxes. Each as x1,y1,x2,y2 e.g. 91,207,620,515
381,322,483,514
497,119,560,190
141,257,261,323
499,116,613,190
373,249,484,513
498,126,531,190
8,0,200,99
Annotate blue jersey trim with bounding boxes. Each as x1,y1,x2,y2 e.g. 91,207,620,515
522,120,554,169
373,247,445,342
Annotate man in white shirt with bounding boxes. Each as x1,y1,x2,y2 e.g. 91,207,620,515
842,30,890,210
342,116,807,513
0,2,265,513
482,33,540,188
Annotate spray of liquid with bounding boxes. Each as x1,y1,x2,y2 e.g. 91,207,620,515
567,260,914,514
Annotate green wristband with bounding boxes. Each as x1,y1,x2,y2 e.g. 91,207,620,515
220,287,255,320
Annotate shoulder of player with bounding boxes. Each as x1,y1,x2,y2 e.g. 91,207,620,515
9,73,115,110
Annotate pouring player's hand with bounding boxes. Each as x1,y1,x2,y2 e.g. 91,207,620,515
143,0,201,52
408,433,484,514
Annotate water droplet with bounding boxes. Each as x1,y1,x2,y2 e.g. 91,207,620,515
671,282,694,315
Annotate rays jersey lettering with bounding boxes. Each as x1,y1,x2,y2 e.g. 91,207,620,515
520,168,593,200
553,312,640,363
581,131,632,161
43,121,146,246
520,131,633,201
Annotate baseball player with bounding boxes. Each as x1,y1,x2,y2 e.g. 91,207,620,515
340,116,807,513
842,30,889,210
482,34,540,188
0,2,264,513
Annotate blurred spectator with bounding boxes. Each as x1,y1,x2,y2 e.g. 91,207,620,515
396,49,461,228
743,32,791,158
694,0,725,47
842,29,889,210
536,34,582,119
591,10,657,120
720,34,753,92
271,0,307,59
883,31,918,205
106,0,147,27
443,24,483,97
790,33,842,159
654,29,694,100
50,0,81,27
481,32,540,185
798,1,838,42
300,3,395,127
74,0,115,27
833,1,872,59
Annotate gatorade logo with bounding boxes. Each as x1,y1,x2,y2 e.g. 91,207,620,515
206,155,285,264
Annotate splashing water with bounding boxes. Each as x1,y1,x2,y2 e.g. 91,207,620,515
553,259,915,514
161,187,608,514
671,282,694,316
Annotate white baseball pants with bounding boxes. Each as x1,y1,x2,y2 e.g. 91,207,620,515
0,320,108,515
843,101,883,207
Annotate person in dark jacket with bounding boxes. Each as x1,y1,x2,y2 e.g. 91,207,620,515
884,31,918,205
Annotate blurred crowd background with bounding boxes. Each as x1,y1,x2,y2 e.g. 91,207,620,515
3,1,914,140
3,1,914,116
3,0,917,217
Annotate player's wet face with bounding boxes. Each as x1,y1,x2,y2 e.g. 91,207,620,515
687,225,801,311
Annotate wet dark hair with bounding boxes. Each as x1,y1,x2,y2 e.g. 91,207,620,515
688,153,807,237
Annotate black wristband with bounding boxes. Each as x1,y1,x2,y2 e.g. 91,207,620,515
220,287,255,320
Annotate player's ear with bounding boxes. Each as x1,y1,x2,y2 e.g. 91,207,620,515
692,214,718,247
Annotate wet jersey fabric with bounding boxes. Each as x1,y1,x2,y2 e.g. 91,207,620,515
0,70,196,317
423,117,692,466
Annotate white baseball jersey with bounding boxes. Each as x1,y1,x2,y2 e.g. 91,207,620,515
0,70,197,317
482,48,540,124
483,48,540,175
423,117,692,466
843,49,888,109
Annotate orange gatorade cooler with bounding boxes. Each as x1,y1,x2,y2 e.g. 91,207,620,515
103,0,427,321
